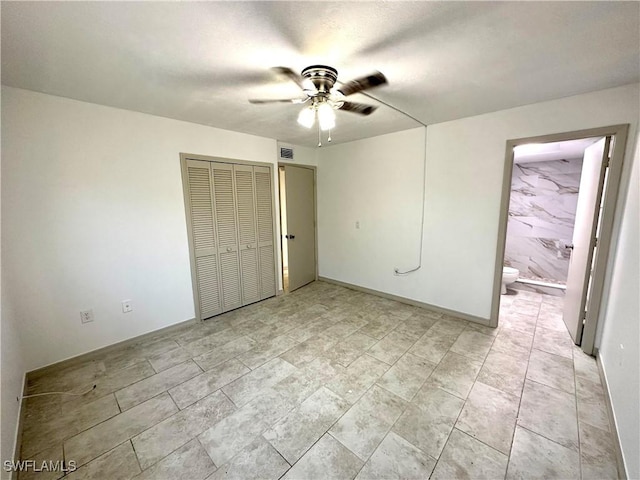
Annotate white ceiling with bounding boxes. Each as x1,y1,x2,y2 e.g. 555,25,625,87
2,2,639,147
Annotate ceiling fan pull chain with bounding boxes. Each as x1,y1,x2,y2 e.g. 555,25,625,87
328,129,332,143
318,122,322,147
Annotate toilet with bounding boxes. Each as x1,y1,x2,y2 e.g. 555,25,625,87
502,267,519,294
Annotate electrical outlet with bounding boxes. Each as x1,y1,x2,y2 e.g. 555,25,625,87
122,300,133,313
80,309,94,324
355,221,360,229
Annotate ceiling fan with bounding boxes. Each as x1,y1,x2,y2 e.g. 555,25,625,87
249,65,387,145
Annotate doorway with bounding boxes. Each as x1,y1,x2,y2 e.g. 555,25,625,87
492,125,629,355
278,164,318,292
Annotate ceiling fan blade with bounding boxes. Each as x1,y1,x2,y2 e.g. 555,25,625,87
249,98,306,104
337,71,388,97
272,66,307,91
338,101,378,116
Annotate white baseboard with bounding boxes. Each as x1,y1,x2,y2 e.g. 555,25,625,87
596,353,628,479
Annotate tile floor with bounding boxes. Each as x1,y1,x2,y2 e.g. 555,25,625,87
18,281,620,479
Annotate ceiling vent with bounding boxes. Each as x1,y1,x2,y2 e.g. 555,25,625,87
279,146,294,160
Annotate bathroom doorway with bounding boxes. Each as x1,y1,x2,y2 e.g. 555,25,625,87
278,164,318,292
492,125,629,354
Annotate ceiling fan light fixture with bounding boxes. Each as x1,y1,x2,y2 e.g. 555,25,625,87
297,106,315,128
317,102,336,131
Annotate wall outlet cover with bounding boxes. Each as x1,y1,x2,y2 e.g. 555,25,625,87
122,300,133,313
80,309,94,324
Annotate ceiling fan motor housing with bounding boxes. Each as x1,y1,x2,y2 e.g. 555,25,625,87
301,65,338,94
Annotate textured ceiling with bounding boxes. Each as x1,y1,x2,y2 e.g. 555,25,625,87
2,2,639,147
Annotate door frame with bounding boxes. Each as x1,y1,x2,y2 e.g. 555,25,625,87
278,162,319,291
490,124,629,354
180,152,279,322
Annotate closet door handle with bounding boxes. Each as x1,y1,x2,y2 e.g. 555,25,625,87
226,247,232,252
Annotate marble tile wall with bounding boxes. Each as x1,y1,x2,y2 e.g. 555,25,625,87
505,158,583,285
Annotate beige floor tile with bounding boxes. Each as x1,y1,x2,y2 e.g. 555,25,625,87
18,444,64,480
173,318,231,346
60,361,156,412
325,331,377,367
238,334,299,370
21,284,605,480
104,338,181,372
64,393,177,467
500,310,537,336
132,390,235,469
183,328,243,357
148,347,192,373
367,331,416,365
506,426,579,480
393,313,438,339
322,317,368,341
476,349,528,397
65,441,140,480
193,336,256,371
134,439,215,480
431,429,508,480
169,359,249,409
491,328,533,360
428,351,482,399
449,329,495,362
355,431,436,480
392,384,464,458
115,360,202,411
281,434,363,480
279,334,338,368
207,437,289,480
408,329,458,365
527,348,575,394
455,381,519,454
329,385,406,460
518,380,579,452
326,354,390,403
533,326,574,359
198,389,294,467
579,422,619,480
22,394,121,458
376,352,436,401
222,357,298,407
573,349,602,384
358,314,400,339
263,387,349,464
576,376,611,431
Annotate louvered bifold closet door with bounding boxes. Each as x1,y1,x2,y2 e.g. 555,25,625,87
234,164,261,305
254,166,277,299
211,162,243,312
185,160,222,319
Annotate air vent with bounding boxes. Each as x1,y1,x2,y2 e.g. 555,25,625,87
279,147,294,160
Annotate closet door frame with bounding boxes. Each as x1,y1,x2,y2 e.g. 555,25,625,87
180,153,279,322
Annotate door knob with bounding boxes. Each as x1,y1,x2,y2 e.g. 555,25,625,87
565,244,574,250
226,247,232,252
289,235,295,240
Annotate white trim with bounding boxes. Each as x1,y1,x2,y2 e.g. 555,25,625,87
596,353,628,479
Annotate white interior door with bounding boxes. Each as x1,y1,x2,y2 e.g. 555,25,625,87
284,165,316,291
563,137,610,344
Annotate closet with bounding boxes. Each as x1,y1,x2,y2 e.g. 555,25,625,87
182,157,277,320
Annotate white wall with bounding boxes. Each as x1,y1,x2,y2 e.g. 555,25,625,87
1,89,28,476
1,282,26,479
276,141,318,166
317,83,639,319
1,86,280,371
597,134,639,479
